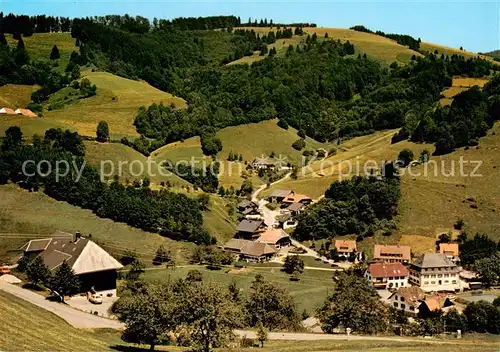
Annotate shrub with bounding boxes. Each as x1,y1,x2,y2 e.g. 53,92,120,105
292,139,306,151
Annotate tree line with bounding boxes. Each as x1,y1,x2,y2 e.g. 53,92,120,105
294,175,401,241
350,25,421,51
0,13,72,36
0,127,212,245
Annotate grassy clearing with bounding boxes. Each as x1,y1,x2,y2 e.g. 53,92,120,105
151,119,330,189
0,184,193,265
304,28,421,65
396,123,500,242
0,84,39,108
142,264,333,314
452,77,489,88
0,291,120,351
6,32,78,73
84,141,189,187
0,70,187,139
262,129,432,199
43,70,187,139
420,41,493,62
203,195,238,243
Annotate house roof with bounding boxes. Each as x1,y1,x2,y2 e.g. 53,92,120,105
284,193,312,203
20,238,53,252
439,243,459,256
241,241,276,257
0,108,16,114
373,245,411,261
420,295,454,311
22,235,123,274
368,262,409,278
276,213,292,223
14,108,37,117
269,189,292,199
223,238,249,252
287,202,305,212
255,229,289,245
252,157,277,166
237,219,264,233
241,207,259,215
237,199,258,209
334,240,357,252
389,286,426,306
412,253,457,269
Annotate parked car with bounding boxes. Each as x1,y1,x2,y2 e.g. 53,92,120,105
89,293,103,304
0,265,10,275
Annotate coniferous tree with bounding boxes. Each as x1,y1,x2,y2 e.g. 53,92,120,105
50,261,80,299
50,44,60,59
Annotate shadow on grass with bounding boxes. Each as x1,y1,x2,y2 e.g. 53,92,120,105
110,345,150,352
22,283,44,291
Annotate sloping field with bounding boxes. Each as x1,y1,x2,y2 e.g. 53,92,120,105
151,120,330,189
440,77,489,106
6,32,78,73
397,123,500,242
304,27,422,64
43,70,187,139
0,291,119,351
0,84,39,108
84,141,189,187
0,184,193,264
0,71,186,139
420,41,493,61
262,129,432,199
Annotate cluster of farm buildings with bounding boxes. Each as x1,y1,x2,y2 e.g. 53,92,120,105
0,107,37,117
219,189,482,317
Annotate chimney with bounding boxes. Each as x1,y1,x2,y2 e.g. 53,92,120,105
75,232,81,242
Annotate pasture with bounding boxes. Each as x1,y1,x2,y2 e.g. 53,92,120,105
0,184,193,265
141,263,334,314
6,32,78,73
0,291,120,351
420,41,493,61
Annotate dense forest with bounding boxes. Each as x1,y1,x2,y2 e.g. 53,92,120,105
293,175,401,241
0,127,212,244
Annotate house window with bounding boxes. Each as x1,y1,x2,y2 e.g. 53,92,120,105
400,297,405,302
393,302,398,307
409,306,415,311
431,281,436,284
437,274,443,278
401,304,405,310
452,280,457,284
444,280,449,284
424,281,429,284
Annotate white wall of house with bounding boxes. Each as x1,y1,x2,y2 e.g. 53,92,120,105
389,295,419,315
409,270,461,292
364,271,409,289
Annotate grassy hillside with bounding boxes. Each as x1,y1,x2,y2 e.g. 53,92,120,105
304,27,421,64
0,291,120,351
0,84,39,108
0,184,193,264
84,140,189,187
440,77,489,106
420,41,493,61
0,70,187,139
151,119,330,189
6,32,78,73
233,27,421,65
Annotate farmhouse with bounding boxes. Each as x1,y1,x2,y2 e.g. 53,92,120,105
255,228,291,249
418,295,456,317
388,286,426,314
275,213,297,230
372,244,411,264
364,262,409,289
283,192,312,205
20,232,123,293
268,189,293,203
14,108,37,117
221,238,276,262
409,253,461,292
438,243,460,263
251,157,277,170
0,107,16,115
236,219,266,239
334,240,357,257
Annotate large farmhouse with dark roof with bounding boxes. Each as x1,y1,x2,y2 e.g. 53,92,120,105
20,232,123,293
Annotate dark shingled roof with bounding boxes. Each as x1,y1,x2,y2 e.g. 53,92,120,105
237,200,258,209
287,202,305,212
412,253,458,269
237,219,264,233
269,189,292,199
